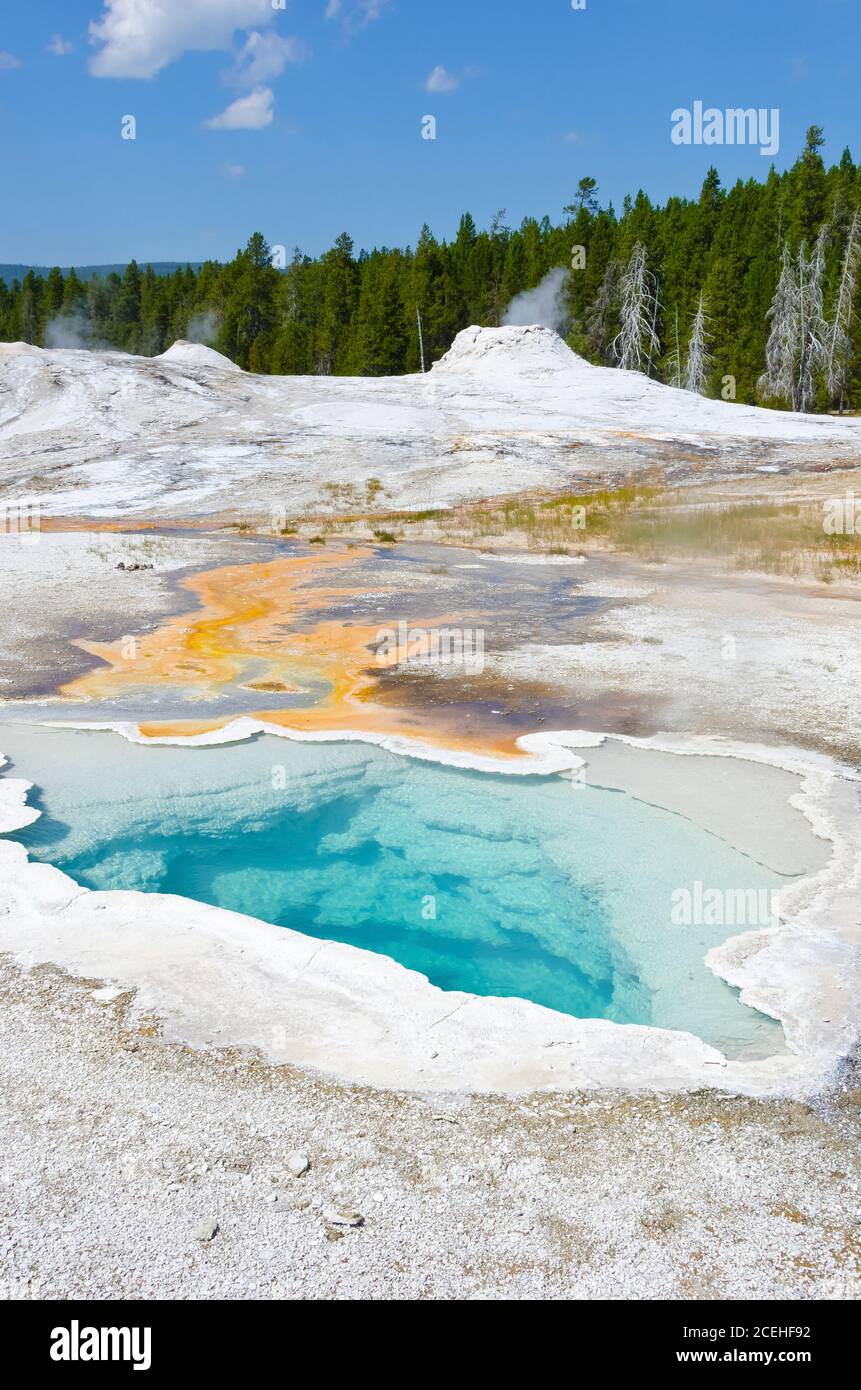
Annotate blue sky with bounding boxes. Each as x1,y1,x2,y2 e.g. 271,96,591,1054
0,0,857,266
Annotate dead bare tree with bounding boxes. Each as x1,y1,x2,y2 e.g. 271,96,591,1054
683,292,714,396
824,210,860,412
416,305,426,373
796,225,829,412
611,242,661,375
584,259,621,362
759,228,829,412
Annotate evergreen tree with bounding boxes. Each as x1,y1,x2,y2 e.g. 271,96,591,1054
62,268,87,312
114,260,142,350
1,127,859,407
316,232,359,373
43,267,65,325
564,177,599,217
18,272,41,343
665,306,683,388
791,126,828,244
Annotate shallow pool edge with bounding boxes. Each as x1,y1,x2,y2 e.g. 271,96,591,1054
0,725,859,1099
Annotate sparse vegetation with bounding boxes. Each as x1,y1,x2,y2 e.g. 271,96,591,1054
353,475,861,581
616,497,861,579
249,472,861,582
406,476,664,550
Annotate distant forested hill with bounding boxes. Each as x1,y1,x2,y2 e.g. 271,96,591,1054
2,128,860,411
0,263,203,283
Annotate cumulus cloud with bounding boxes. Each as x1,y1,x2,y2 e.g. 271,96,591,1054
232,31,309,86
89,0,276,79
222,162,246,178
425,65,458,93
47,35,75,57
206,85,274,130
0,51,21,70
325,0,390,36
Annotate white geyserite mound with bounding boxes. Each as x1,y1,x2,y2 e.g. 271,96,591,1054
431,323,859,440
1,325,860,519
432,323,582,379
156,340,243,372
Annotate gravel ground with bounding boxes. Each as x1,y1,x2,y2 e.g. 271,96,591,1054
1,957,858,1302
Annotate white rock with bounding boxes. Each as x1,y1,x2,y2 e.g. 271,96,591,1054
322,1206,364,1228
92,985,124,1004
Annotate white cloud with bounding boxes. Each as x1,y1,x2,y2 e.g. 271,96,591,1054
563,131,584,144
0,51,21,70
232,30,309,86
325,0,390,35
89,0,276,78
206,85,274,130
47,35,75,57
222,162,246,178
425,65,458,93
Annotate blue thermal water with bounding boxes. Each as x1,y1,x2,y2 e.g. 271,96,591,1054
1,726,788,1056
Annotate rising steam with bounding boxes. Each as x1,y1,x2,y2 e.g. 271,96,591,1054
186,311,222,345
44,311,108,350
502,267,571,335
